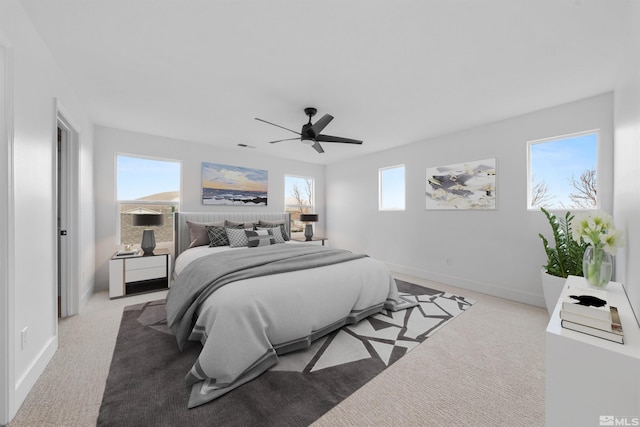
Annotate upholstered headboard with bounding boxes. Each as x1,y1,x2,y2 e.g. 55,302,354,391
173,211,291,258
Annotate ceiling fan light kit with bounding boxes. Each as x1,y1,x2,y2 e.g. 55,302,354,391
255,107,363,154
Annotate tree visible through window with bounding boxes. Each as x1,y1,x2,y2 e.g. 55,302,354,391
284,175,315,232
117,155,180,246
528,131,598,210
284,175,314,233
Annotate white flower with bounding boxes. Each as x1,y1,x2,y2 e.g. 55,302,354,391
571,212,589,242
601,229,624,256
572,209,624,254
589,210,612,231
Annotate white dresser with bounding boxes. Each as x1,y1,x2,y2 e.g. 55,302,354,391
546,275,640,426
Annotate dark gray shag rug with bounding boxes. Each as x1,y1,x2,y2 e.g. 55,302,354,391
97,280,473,426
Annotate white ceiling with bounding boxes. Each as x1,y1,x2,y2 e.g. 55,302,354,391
20,0,629,165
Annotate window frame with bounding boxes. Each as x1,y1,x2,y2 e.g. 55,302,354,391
284,174,315,234
379,164,406,211
526,130,600,211
116,153,181,246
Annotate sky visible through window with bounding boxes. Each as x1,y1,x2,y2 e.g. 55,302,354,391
529,132,597,209
380,165,405,210
117,155,180,200
284,175,313,206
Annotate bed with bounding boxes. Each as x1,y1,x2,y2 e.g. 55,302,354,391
167,212,414,408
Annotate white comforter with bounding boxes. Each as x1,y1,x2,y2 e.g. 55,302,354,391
169,244,407,408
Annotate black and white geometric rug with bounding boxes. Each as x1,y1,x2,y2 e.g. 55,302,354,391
274,281,473,374
97,280,474,427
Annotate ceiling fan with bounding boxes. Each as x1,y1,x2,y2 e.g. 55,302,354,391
255,107,363,154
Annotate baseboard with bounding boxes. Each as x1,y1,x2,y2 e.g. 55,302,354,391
14,335,57,411
386,262,546,308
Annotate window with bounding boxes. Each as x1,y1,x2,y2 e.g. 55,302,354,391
117,155,180,246
528,131,598,210
284,175,314,233
379,165,405,211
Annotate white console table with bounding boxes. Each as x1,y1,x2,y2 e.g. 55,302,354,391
546,275,640,426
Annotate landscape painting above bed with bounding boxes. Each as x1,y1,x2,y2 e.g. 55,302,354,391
425,157,497,210
201,162,268,206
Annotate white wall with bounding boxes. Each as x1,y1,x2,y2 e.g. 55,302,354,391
0,0,95,422
93,125,326,290
326,93,614,307
0,26,13,426
614,2,640,324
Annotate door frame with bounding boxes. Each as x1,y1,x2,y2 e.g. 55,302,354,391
0,34,15,425
55,101,80,318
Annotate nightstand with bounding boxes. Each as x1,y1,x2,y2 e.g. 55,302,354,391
291,236,328,246
108,248,171,299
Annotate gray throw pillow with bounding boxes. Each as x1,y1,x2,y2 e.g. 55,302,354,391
246,229,276,247
256,225,284,244
257,220,290,241
206,225,230,247
226,227,250,247
187,220,224,248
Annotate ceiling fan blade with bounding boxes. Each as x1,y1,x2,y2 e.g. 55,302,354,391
316,134,363,145
308,114,334,136
312,141,325,153
255,118,301,136
267,137,300,144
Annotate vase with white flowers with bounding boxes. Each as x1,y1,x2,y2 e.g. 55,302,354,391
571,210,624,288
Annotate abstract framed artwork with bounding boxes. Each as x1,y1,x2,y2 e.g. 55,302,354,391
202,162,268,206
425,158,496,210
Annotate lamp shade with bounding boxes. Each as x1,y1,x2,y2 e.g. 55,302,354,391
132,213,164,227
299,214,318,222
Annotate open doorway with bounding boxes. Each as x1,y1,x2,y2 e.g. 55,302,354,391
56,106,79,318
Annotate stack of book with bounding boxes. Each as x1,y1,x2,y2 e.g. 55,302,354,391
113,249,141,258
560,284,624,344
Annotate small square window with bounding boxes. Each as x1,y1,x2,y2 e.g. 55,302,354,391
528,131,598,210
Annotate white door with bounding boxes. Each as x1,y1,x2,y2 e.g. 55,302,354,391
55,106,79,318
57,125,69,317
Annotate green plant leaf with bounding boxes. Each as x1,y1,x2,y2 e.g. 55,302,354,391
539,207,586,278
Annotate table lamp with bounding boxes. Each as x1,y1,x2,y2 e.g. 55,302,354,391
132,212,164,255
299,213,319,241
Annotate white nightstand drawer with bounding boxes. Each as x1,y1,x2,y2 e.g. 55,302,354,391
110,250,170,299
125,256,166,271
125,266,166,283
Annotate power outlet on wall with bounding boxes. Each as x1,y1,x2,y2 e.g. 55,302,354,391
20,326,28,350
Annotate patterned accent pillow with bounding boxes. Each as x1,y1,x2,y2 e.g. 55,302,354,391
226,227,250,247
256,225,284,244
187,220,224,248
225,220,258,229
258,220,290,241
246,229,276,247
206,225,230,247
